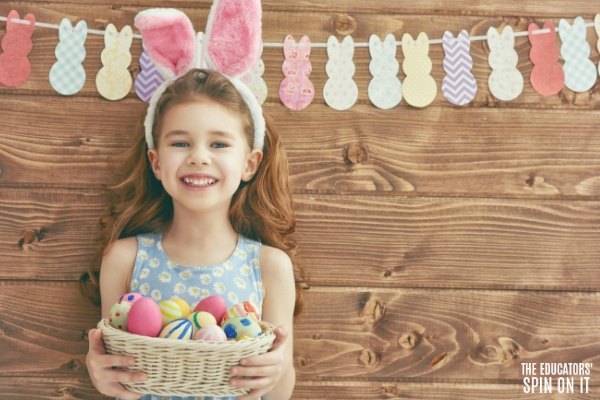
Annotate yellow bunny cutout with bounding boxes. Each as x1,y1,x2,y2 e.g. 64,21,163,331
96,24,133,101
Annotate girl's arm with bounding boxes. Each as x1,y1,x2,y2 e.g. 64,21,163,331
230,245,297,400
86,237,147,400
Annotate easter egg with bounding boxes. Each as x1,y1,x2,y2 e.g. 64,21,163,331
193,324,227,342
159,299,184,326
193,295,227,322
171,296,191,317
159,318,194,340
127,297,163,337
109,301,132,331
119,292,143,304
223,301,260,323
222,316,263,341
187,311,217,333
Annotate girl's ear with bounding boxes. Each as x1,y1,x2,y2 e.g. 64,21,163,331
147,149,161,180
242,149,263,182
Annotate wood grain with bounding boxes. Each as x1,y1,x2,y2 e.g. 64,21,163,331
1,189,599,290
2,97,600,198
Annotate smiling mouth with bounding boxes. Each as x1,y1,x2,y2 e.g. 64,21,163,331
182,177,218,187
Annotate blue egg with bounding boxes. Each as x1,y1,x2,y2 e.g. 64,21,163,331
159,318,194,340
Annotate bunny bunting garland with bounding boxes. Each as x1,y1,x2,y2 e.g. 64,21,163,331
0,10,35,88
134,0,265,150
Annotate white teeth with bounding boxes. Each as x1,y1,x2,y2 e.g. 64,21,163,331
183,177,216,187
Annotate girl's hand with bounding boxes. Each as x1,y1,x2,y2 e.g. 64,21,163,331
86,328,147,400
229,325,290,400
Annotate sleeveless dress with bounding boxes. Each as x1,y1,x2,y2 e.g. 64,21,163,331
124,231,264,400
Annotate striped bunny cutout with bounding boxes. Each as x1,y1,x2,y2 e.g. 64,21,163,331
442,30,477,105
0,10,35,87
134,0,265,150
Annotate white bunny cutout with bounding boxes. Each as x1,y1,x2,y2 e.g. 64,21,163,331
96,24,133,101
134,1,265,150
323,35,358,111
559,17,597,93
49,19,88,96
487,26,523,101
368,33,402,109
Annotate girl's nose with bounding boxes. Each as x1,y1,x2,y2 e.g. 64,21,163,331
187,146,211,165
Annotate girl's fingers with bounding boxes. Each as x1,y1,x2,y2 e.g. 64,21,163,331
104,370,147,384
230,376,272,390
231,364,278,378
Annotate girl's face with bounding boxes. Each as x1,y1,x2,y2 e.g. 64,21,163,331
148,99,263,214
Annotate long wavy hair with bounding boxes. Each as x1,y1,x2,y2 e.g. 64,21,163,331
80,69,307,317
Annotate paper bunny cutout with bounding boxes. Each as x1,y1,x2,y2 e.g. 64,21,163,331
134,1,265,150
135,47,165,103
49,19,87,96
442,30,477,106
528,22,564,96
402,32,437,108
96,24,133,100
368,33,402,109
0,10,35,88
596,14,600,77
323,35,358,111
559,17,596,92
279,35,314,110
241,46,268,105
487,26,523,101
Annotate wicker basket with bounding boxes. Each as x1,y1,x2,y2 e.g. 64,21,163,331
97,318,276,397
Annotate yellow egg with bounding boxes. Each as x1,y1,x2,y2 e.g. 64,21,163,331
187,311,217,334
159,318,194,340
159,299,183,326
170,296,191,317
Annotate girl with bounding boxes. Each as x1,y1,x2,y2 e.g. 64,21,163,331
81,68,305,400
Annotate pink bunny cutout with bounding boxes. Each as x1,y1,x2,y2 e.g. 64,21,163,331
0,10,35,87
134,0,265,150
528,22,564,96
279,35,314,110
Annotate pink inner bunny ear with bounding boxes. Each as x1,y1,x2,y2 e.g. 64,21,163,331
134,8,196,78
205,0,262,77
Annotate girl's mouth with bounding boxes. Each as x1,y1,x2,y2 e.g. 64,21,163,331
182,177,218,187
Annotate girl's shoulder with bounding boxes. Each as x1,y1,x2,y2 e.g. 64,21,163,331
100,236,138,317
259,245,293,281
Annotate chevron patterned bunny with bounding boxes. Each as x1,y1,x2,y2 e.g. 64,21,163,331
487,26,523,101
368,33,402,109
135,47,165,103
559,17,597,93
49,19,87,96
441,30,477,106
323,35,358,111
528,22,564,96
402,32,437,108
279,35,314,110
0,10,35,88
96,23,133,101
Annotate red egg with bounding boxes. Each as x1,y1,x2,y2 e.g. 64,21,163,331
127,297,162,337
193,295,227,323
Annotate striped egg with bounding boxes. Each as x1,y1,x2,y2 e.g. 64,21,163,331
159,299,184,326
222,316,262,341
187,311,217,333
193,325,227,342
170,296,191,317
159,318,194,340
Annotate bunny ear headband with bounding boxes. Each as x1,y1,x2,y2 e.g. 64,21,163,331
134,0,265,150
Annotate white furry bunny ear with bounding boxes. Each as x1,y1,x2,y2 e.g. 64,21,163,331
203,0,262,77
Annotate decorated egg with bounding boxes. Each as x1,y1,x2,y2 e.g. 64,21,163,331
119,292,143,304
187,311,217,333
159,318,194,340
222,316,263,341
193,295,227,322
127,297,163,337
223,301,260,323
159,299,184,326
109,301,132,331
193,324,227,342
170,296,191,317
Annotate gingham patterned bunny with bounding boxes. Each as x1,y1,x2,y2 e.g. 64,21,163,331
279,35,314,110
402,32,437,108
0,10,35,87
487,26,523,101
559,17,597,93
96,23,133,100
49,19,87,96
323,35,358,110
368,33,402,109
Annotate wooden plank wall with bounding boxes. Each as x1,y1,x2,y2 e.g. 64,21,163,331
1,1,599,399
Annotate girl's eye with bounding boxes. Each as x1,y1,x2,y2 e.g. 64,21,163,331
171,142,189,148
212,142,229,149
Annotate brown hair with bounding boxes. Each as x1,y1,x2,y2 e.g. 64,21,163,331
80,69,308,317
